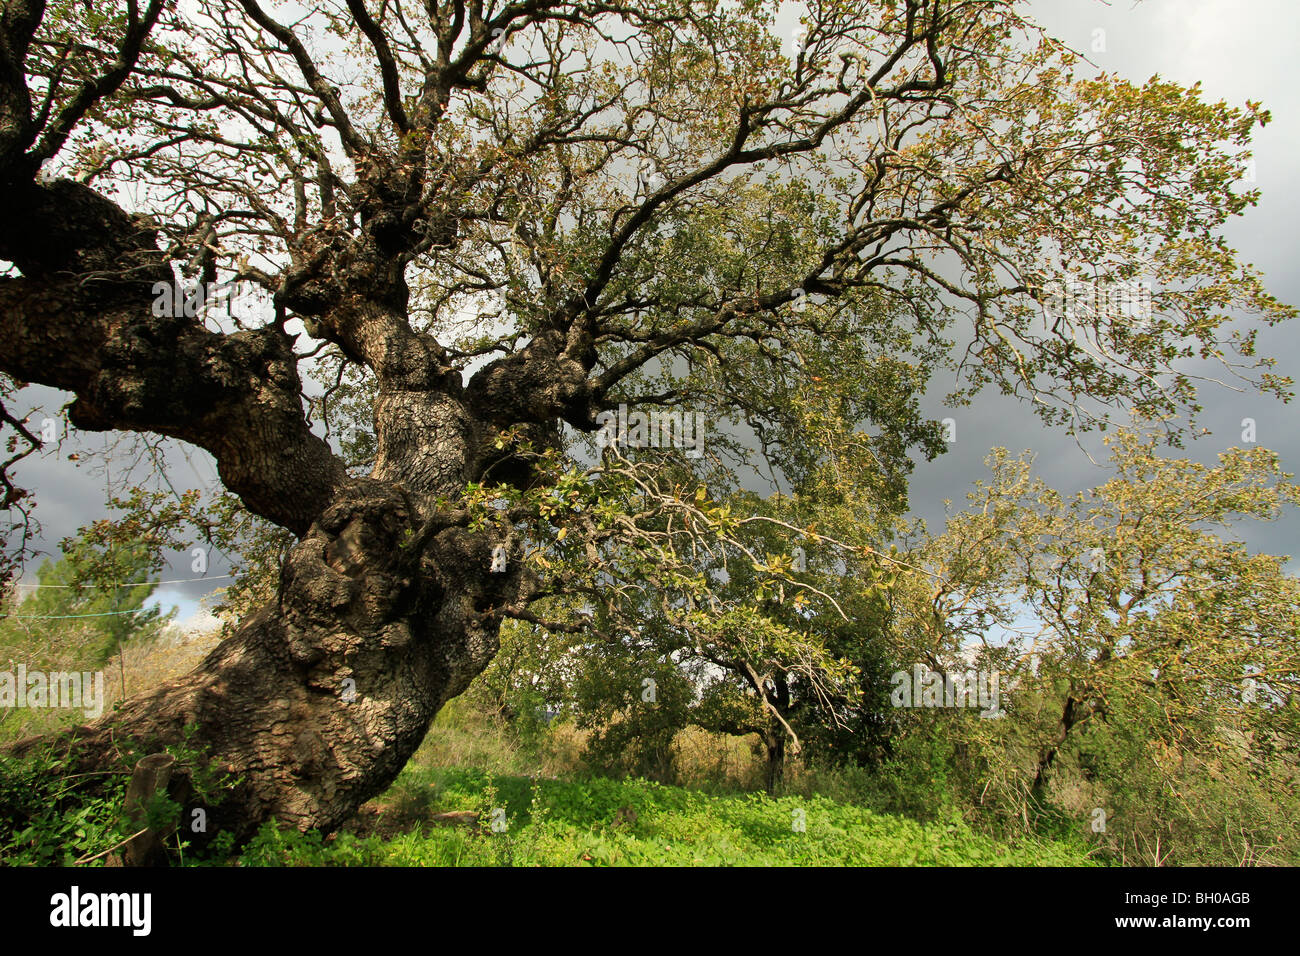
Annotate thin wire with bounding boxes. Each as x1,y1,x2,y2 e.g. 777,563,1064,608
8,574,234,589
3,576,233,619
0,608,172,620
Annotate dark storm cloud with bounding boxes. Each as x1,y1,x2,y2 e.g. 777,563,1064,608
904,0,1300,567
6,385,241,621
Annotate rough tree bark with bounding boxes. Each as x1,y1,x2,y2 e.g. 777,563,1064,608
8,478,522,840
0,174,577,844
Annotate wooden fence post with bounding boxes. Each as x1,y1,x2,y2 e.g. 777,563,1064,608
123,752,177,867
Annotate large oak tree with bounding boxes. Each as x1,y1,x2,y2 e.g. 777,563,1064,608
0,0,1289,843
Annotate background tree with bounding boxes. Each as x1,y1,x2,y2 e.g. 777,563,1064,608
0,510,176,743
896,428,1300,863
0,0,1290,843
7,537,170,664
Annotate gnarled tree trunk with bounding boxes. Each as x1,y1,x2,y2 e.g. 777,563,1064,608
0,173,564,845
6,476,528,846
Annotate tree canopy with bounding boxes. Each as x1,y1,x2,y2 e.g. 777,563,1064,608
0,0,1292,842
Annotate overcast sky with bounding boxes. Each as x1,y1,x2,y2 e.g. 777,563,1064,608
906,0,1300,561
5,0,1299,625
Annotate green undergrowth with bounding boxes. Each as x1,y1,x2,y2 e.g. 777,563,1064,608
233,766,1102,867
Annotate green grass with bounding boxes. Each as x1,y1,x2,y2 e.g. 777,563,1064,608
232,766,1102,867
